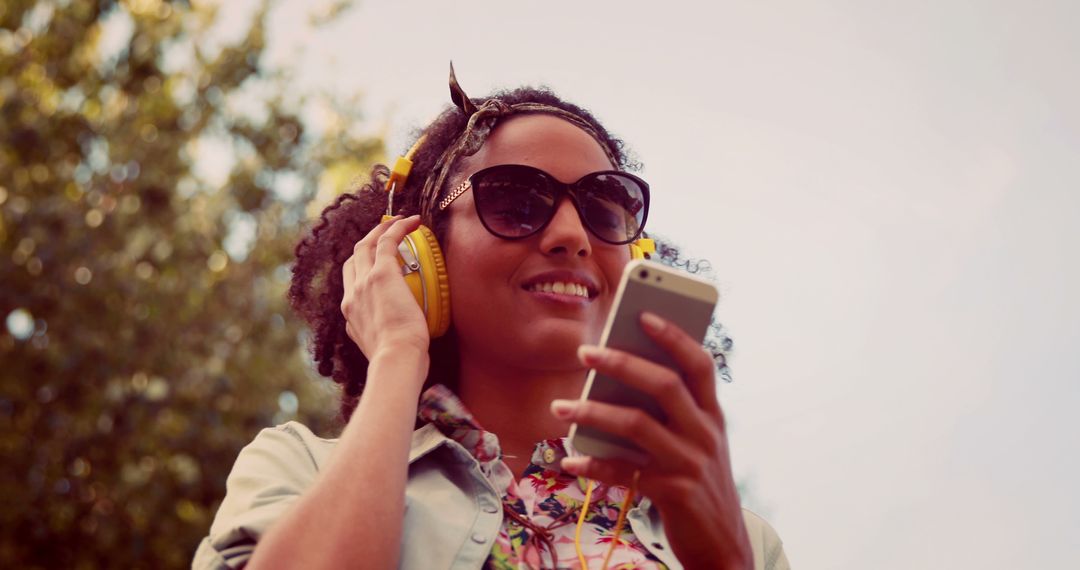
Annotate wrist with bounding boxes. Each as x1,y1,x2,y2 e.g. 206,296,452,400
658,503,753,570
369,344,431,381
371,341,429,359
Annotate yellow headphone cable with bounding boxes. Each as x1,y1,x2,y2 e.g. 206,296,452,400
574,470,640,570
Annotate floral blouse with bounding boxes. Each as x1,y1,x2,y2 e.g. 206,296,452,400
418,384,668,570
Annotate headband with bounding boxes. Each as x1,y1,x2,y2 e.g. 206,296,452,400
417,64,621,222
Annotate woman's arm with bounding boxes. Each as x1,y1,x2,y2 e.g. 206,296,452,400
245,346,429,570
246,215,432,569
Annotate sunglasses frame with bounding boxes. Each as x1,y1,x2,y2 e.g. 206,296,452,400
439,164,650,246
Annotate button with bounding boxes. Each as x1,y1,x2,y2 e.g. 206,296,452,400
651,542,665,550
483,505,499,514
543,448,557,464
471,533,487,544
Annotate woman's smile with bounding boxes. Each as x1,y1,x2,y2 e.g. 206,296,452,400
521,269,599,304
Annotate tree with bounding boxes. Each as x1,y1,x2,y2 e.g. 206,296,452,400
0,1,375,566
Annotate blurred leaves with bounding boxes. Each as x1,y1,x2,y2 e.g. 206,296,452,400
0,0,374,567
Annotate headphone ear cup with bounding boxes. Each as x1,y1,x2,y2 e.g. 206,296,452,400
399,225,451,338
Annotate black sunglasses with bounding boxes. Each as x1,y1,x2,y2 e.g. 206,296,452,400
438,164,650,245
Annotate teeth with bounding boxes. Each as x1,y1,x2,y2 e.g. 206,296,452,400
529,281,590,298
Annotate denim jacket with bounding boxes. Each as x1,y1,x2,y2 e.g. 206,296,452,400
193,422,789,569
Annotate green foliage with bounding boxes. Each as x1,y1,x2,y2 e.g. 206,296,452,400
0,1,377,567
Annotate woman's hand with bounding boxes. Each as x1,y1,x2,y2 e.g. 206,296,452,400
551,312,753,570
340,215,430,359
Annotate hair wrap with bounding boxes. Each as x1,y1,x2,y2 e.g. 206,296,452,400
418,66,621,223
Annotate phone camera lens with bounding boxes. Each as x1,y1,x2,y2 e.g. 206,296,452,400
639,269,649,280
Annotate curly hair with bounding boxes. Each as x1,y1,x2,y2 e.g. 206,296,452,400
288,86,731,424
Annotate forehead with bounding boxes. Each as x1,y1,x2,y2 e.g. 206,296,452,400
458,114,614,182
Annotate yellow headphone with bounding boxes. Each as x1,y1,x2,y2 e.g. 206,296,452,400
383,138,655,339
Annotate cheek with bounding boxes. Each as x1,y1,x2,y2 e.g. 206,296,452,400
592,245,633,313
599,245,633,285
443,226,511,310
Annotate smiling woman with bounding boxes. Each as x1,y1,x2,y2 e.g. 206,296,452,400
193,68,788,570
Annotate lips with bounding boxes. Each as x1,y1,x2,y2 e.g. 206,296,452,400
521,270,599,300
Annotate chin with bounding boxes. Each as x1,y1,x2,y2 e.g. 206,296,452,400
457,314,603,372
518,346,587,373
519,320,597,362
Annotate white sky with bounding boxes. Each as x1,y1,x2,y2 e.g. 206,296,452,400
215,0,1079,567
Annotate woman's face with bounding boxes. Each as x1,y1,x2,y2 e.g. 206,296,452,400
443,114,632,372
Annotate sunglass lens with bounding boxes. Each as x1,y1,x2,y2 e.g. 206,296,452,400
474,169,555,238
577,174,646,243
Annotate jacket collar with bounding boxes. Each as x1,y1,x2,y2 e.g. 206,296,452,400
407,423,455,465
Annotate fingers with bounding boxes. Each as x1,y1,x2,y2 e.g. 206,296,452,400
373,215,423,275
552,399,696,473
356,215,413,278
340,215,421,317
638,311,723,421
343,215,398,291
558,455,702,507
576,345,714,445
342,215,420,288
560,455,644,490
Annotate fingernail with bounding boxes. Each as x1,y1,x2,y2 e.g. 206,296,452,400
550,399,578,419
577,345,606,365
640,311,665,333
560,457,587,474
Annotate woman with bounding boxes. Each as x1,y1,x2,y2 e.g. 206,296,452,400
194,71,789,570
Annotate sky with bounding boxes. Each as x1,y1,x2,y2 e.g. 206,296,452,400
212,0,1079,567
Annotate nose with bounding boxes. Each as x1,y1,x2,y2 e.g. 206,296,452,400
538,198,591,258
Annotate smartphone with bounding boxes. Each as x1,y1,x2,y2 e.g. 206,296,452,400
568,259,719,463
